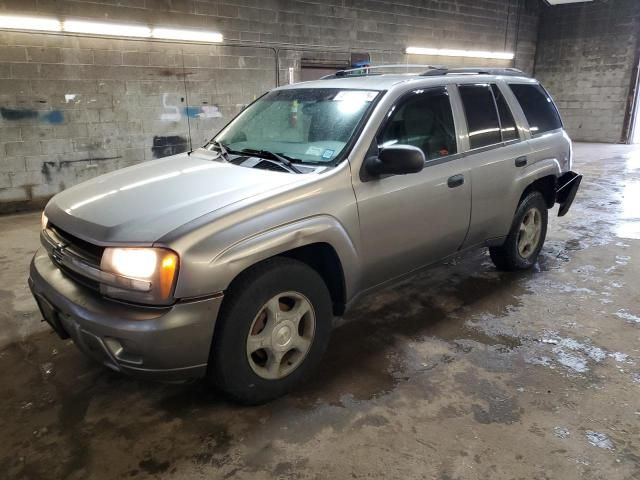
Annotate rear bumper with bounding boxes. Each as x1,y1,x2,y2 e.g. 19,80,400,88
29,248,223,382
556,170,582,217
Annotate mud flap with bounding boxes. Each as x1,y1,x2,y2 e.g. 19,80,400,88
556,171,582,217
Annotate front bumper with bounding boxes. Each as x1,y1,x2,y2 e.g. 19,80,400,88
29,248,223,382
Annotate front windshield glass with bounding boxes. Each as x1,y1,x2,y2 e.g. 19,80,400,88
212,88,380,164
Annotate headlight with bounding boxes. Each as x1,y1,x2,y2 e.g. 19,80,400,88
100,247,179,305
41,212,48,230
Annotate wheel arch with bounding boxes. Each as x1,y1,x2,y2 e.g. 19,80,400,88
519,174,557,209
223,242,347,316
212,215,357,316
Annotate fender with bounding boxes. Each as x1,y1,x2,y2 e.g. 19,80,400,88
178,215,361,301
514,157,562,189
488,157,562,241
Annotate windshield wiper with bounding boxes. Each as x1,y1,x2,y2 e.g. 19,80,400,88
240,148,303,174
208,140,231,162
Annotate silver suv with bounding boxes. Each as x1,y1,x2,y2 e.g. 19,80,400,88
29,66,582,403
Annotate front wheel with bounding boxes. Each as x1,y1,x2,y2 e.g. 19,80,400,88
208,257,332,404
489,191,548,271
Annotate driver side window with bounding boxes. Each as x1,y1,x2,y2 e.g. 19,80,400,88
380,88,457,160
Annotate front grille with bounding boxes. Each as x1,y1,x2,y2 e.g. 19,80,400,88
49,224,104,265
57,262,101,292
45,223,104,292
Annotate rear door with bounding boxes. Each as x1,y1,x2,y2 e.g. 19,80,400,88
353,86,471,288
508,82,571,173
455,82,532,247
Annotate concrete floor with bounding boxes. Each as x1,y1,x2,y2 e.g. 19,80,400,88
1,143,639,479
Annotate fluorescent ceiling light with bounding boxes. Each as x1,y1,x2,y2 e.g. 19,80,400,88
152,27,223,42
0,15,61,31
406,47,514,60
0,16,223,43
63,20,151,38
546,0,593,4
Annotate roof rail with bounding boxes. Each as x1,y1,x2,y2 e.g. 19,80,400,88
321,64,446,79
420,67,526,77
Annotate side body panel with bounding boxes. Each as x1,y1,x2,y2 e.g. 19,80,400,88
353,159,471,287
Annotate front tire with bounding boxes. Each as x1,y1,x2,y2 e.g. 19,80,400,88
489,191,548,271
208,257,332,404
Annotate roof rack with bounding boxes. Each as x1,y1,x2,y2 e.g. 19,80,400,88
420,67,526,77
321,64,446,79
320,65,527,80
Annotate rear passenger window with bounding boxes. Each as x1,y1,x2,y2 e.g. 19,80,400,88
509,83,562,135
491,84,518,142
380,87,457,160
458,84,501,149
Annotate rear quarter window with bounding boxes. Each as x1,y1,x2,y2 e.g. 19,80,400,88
509,83,562,135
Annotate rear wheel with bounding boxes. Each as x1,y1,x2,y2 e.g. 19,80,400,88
490,191,548,271
208,257,332,404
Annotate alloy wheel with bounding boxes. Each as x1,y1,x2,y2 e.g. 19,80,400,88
517,207,542,258
246,291,316,380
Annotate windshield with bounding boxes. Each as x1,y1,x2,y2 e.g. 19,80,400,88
212,88,380,165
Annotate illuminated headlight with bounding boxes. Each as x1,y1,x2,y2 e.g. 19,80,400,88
41,212,48,230
100,248,179,305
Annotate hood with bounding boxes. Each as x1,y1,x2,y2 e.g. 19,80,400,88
46,153,305,244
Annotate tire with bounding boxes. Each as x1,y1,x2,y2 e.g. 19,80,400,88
489,190,548,271
208,257,332,404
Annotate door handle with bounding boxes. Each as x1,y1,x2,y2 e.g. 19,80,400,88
447,174,464,188
515,156,528,167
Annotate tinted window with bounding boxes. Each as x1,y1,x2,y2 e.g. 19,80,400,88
509,83,562,135
459,84,501,149
491,84,518,142
380,88,457,160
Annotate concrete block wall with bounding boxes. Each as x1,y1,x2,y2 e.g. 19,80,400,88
534,0,640,143
0,0,540,211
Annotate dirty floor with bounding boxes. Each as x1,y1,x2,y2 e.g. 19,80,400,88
0,143,639,479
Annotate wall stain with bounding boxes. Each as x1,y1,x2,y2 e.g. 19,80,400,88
41,157,122,183
152,135,188,159
157,69,195,78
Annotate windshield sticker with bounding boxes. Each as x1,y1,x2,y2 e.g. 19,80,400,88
305,146,323,156
333,90,378,102
321,149,335,160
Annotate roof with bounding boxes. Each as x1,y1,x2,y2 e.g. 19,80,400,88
277,73,534,91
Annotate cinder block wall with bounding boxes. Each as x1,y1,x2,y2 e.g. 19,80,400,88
0,0,540,211
534,0,640,144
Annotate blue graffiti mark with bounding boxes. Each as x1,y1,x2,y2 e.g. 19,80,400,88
181,105,222,120
0,107,64,124
183,106,201,119
1,108,37,121
41,110,64,124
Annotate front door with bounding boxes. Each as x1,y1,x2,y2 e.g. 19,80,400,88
353,87,472,289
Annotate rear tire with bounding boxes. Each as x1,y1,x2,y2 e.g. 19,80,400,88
208,257,332,404
490,191,548,271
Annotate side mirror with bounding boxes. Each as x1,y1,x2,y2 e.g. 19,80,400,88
365,145,425,177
